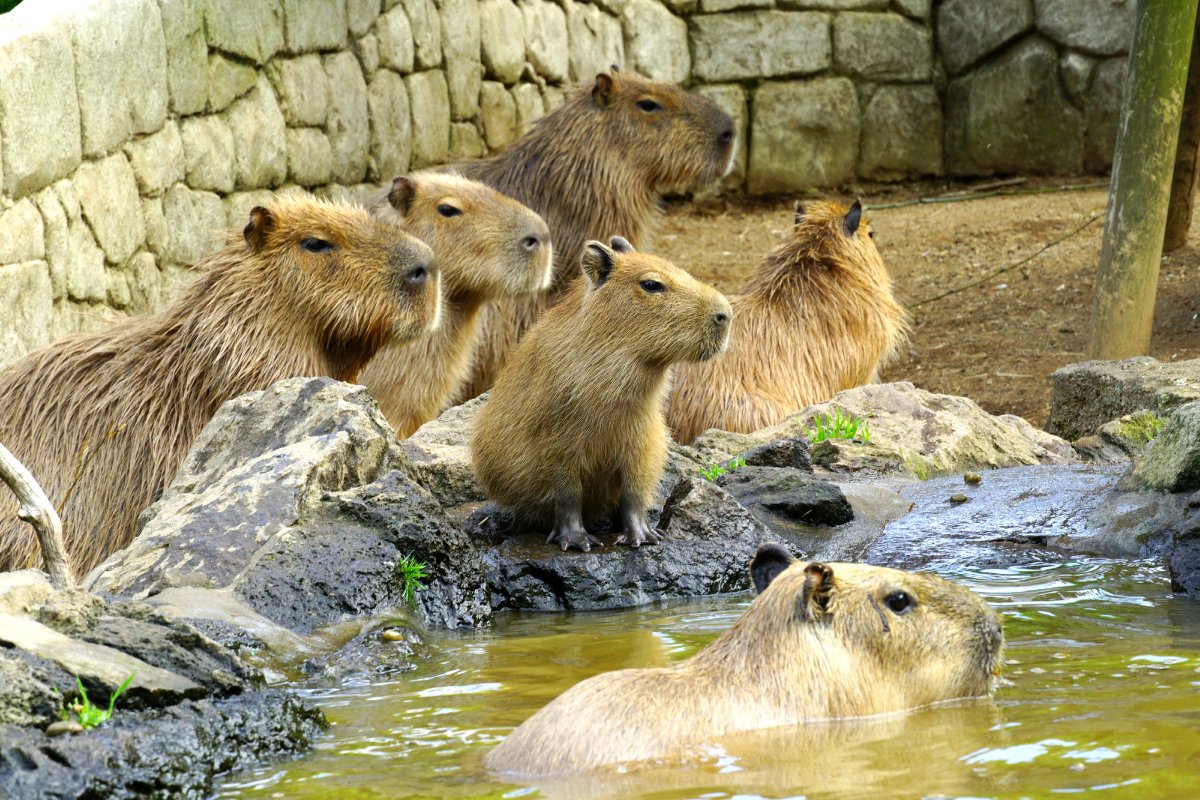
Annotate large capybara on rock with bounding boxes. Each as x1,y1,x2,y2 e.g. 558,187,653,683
485,543,1004,775
668,200,909,444
362,172,552,437
471,238,732,552
0,194,441,576
455,67,736,397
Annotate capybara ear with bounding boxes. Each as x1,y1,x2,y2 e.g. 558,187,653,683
794,201,806,226
581,240,617,288
799,562,835,621
750,542,796,594
843,200,863,237
592,73,615,107
243,206,275,251
609,236,635,254
388,176,417,216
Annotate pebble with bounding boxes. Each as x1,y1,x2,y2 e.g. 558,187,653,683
949,492,968,503
963,472,982,484
382,628,406,642
45,720,84,737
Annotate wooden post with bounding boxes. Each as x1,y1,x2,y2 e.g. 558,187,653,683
1164,9,1200,252
1089,0,1200,360
0,443,74,588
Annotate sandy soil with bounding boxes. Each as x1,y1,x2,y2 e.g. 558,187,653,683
654,178,1200,427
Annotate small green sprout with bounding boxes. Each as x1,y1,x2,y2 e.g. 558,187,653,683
397,554,429,610
806,409,871,444
699,454,747,481
58,672,136,730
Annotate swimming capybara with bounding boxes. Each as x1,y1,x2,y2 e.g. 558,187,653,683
668,200,909,444
455,67,736,397
0,194,441,575
485,543,1004,775
470,238,732,551
362,173,552,437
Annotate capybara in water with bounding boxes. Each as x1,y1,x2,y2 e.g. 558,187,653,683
361,173,552,437
0,194,441,576
455,67,736,398
485,543,1004,775
471,238,732,551
668,200,909,444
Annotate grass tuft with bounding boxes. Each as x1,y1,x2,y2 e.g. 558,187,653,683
57,672,136,730
397,554,429,610
699,454,747,481
806,409,871,444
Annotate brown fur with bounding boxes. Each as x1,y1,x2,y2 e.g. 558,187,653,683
485,544,1004,775
361,172,552,437
470,239,732,551
454,68,736,398
0,193,441,576
668,200,910,444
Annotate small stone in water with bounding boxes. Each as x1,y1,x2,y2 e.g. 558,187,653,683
45,720,83,737
963,472,982,484
1069,763,1085,773
949,492,968,503
1029,667,1046,674
382,629,406,642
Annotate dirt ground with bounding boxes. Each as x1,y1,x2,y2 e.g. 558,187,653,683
654,178,1200,428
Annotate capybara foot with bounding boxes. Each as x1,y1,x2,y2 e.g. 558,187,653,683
547,525,603,552
615,516,662,548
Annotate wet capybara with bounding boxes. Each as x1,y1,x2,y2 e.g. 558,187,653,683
454,67,736,398
668,200,909,444
470,238,732,551
485,543,1004,775
0,194,441,575
362,173,552,437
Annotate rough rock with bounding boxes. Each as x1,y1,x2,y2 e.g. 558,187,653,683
123,122,185,197
441,0,483,119
1129,402,1200,493
937,0,1033,76
406,71,452,167
833,12,932,82
860,84,943,180
223,75,289,189
206,52,258,113
481,81,518,150
522,0,570,83
621,0,690,84
160,0,209,116
1059,50,1096,106
376,4,415,72
63,221,107,302
716,466,854,527
268,55,331,127
512,82,545,135
282,0,348,53
700,0,770,11
450,122,486,159
286,128,334,186
349,0,382,35
749,78,859,193
695,84,747,188
783,0,888,7
1072,410,1166,463
690,11,830,82
202,0,284,64
1083,57,1126,173
323,53,371,185
403,0,443,69
158,184,225,266
1035,0,1135,56
367,70,413,181
945,36,1083,176
1046,357,1200,441
891,0,930,19
564,0,626,82
0,200,44,264
72,154,145,265
480,0,527,84
180,114,237,193
0,262,54,367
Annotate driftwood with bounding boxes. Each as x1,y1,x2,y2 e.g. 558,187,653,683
0,442,74,587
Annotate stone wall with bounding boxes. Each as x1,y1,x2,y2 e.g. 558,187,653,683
0,0,1133,369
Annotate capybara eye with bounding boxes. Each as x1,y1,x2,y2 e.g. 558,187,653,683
300,237,334,253
640,279,665,293
884,591,914,614
437,204,463,218
635,99,661,112
868,230,875,239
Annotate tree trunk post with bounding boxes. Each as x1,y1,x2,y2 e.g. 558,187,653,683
1089,0,1200,360
1164,9,1200,252
0,442,74,588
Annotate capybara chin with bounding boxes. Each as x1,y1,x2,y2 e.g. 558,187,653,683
668,199,909,444
0,193,440,576
470,238,732,552
361,172,552,438
485,543,1004,776
455,67,737,398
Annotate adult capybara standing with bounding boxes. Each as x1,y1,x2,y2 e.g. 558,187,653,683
471,238,732,552
668,200,909,444
0,194,441,575
455,68,736,397
485,543,1004,775
361,173,552,438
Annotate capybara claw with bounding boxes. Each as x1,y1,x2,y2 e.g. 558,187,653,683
548,527,602,552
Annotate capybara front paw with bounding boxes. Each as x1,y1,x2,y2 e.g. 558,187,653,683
547,526,603,552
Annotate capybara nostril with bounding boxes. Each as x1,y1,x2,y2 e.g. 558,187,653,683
718,126,734,146
713,311,729,326
522,234,542,252
405,261,431,286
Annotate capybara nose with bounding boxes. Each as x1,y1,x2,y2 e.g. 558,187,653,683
713,311,729,326
521,234,543,252
718,126,734,146
404,251,435,287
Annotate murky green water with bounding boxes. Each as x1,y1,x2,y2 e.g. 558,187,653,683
217,557,1200,800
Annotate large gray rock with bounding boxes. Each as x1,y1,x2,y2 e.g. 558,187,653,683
480,0,527,84
268,55,331,127
123,122,185,197
282,0,348,53
481,81,519,150
203,0,284,63
621,0,690,84
367,70,413,181
160,0,208,116
224,75,289,189
690,11,830,82
0,200,44,264
1046,357,1200,441
0,261,54,367
512,83,545,136
748,78,859,193
1084,57,1126,172
441,0,483,119
833,12,931,82
522,0,570,83
945,35,1083,176
158,184,225,266
564,0,625,82
1035,0,1135,56
376,4,415,72
323,52,371,185
406,71,451,168
860,84,943,180
72,154,145,265
937,0,1033,76
403,0,443,69
180,114,237,193
286,128,334,186
716,466,854,528
1129,402,1200,493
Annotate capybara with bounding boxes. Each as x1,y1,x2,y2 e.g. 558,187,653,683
455,67,736,397
485,543,1004,775
361,173,552,437
0,194,441,576
471,238,732,551
668,200,909,444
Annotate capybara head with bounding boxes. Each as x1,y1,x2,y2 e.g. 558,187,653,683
578,237,732,366
576,68,735,191
750,199,885,295
241,195,441,348
749,544,1004,707
382,172,553,300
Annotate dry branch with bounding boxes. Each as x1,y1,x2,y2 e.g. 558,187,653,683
0,442,74,587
